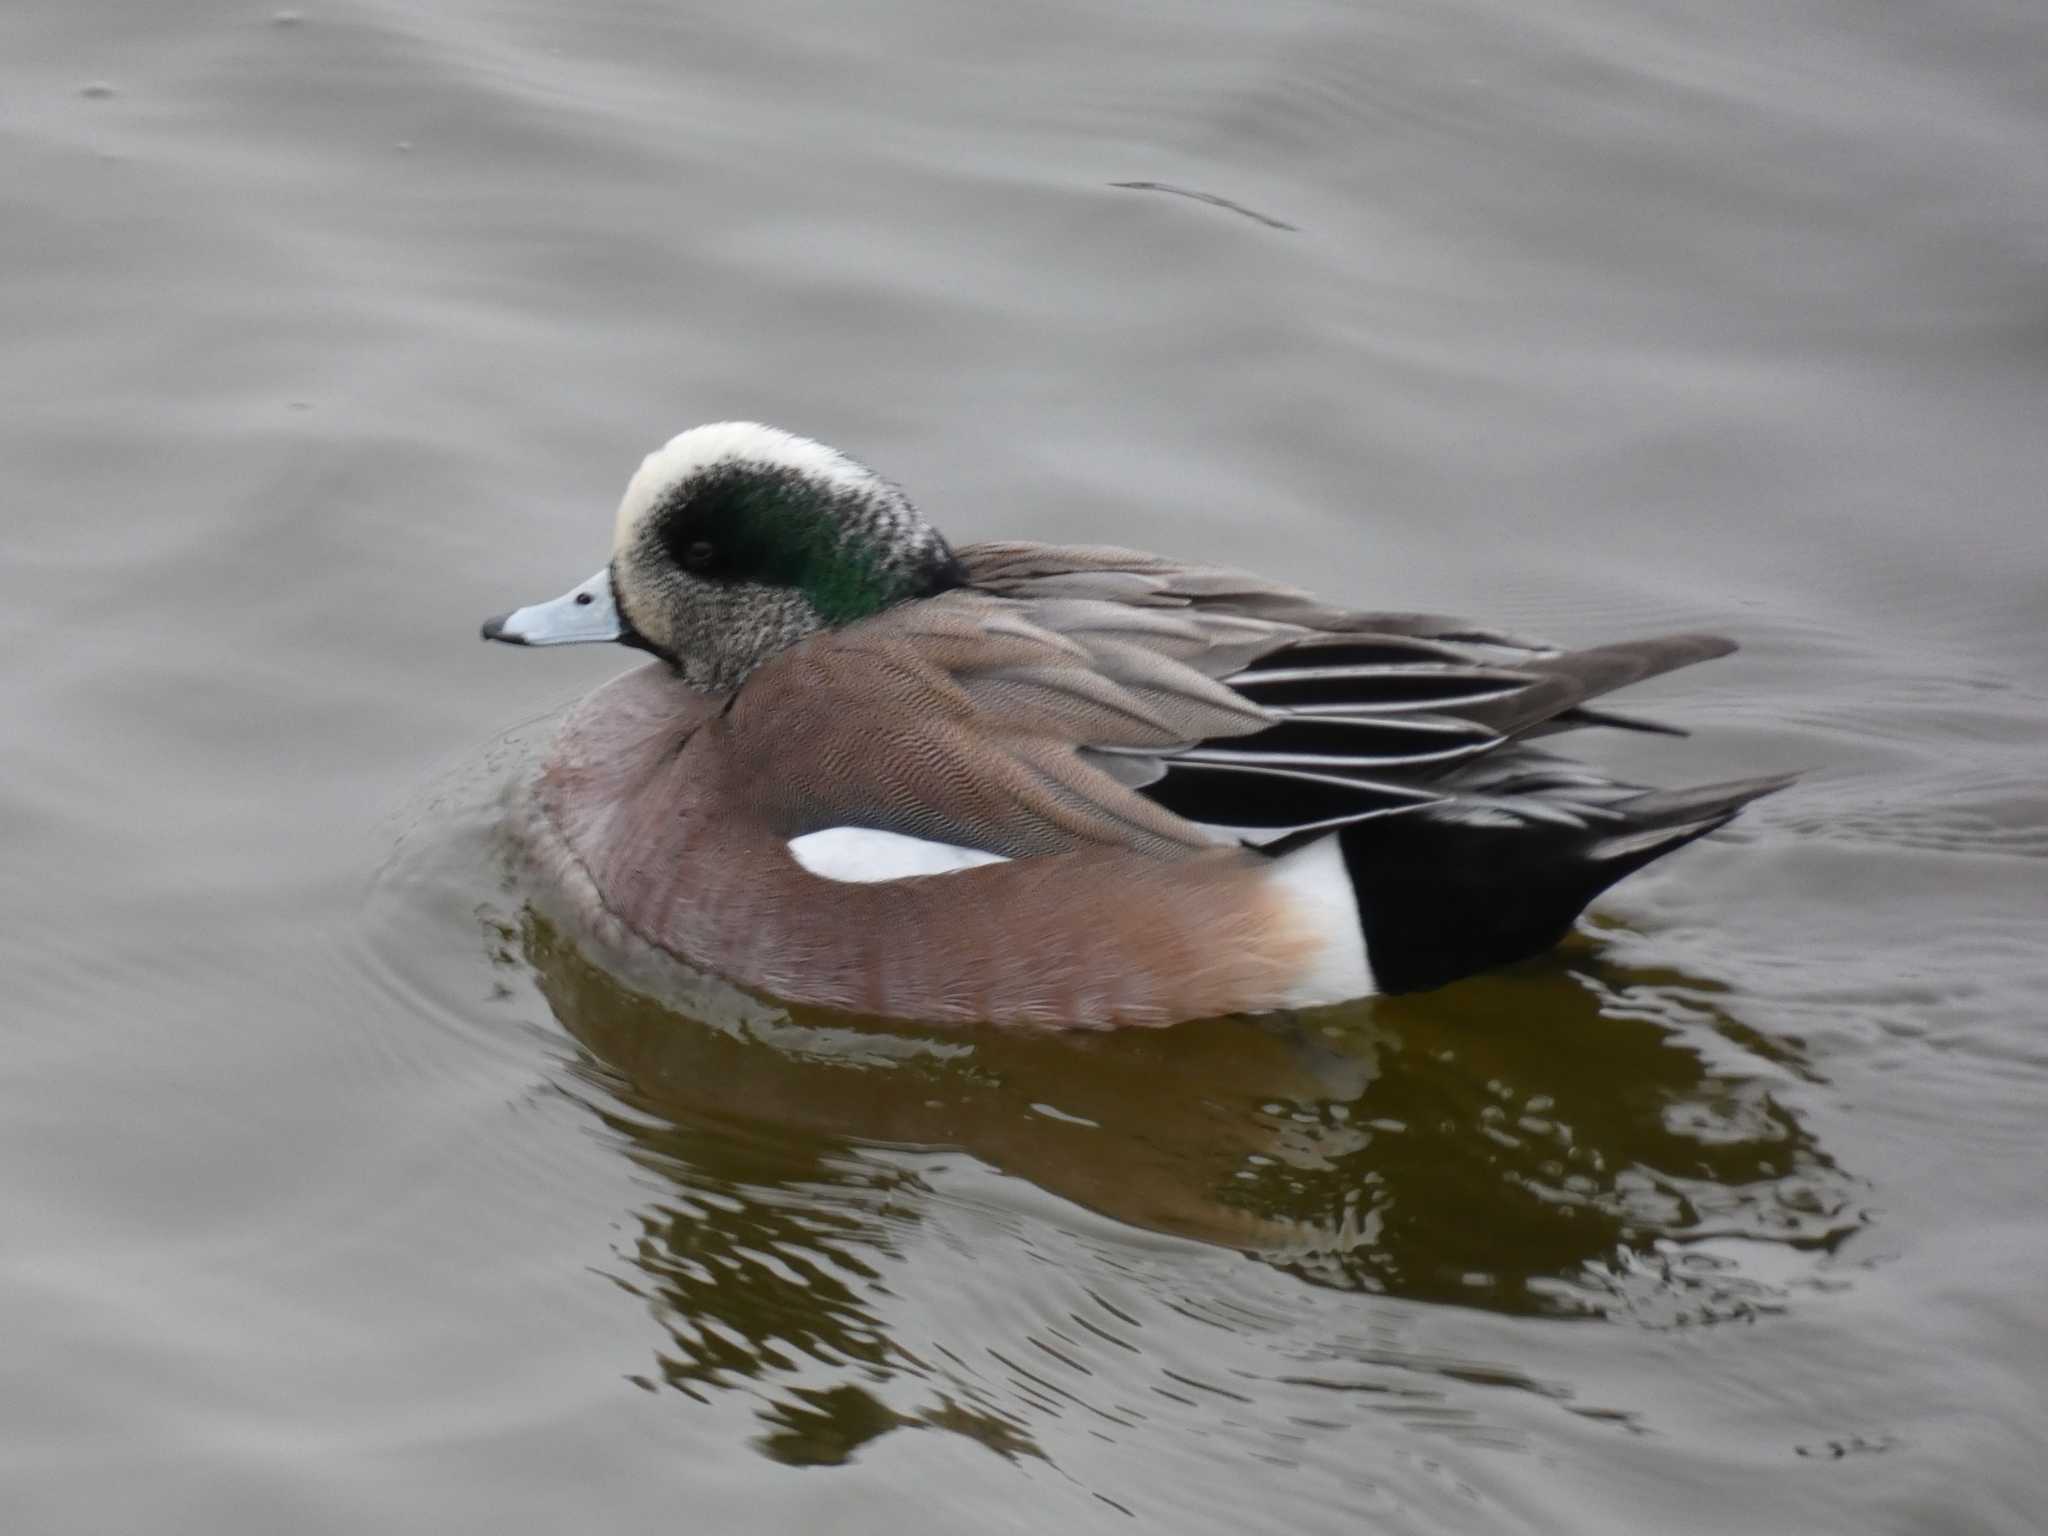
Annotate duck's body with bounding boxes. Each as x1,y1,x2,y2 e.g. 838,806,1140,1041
488,424,1786,1028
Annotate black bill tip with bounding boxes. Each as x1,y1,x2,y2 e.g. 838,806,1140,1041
480,612,524,644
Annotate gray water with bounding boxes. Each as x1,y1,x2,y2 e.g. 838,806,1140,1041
6,1,2048,1531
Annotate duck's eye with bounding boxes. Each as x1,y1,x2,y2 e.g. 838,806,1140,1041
682,539,717,573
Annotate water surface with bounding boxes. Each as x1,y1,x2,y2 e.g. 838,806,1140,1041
5,0,2047,1530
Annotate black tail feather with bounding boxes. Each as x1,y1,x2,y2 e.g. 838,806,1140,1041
1335,773,1792,995
1536,705,1692,739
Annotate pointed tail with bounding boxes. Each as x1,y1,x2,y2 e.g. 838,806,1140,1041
1331,773,1793,994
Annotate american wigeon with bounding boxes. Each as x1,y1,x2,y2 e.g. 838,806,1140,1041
484,422,1787,1028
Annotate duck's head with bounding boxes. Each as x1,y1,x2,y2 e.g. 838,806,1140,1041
482,422,963,691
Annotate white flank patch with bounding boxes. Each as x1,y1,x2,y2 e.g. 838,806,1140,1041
788,827,1011,883
616,421,880,548
1267,834,1376,1007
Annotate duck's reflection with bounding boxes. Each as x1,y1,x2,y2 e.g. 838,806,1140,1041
520,910,1861,1461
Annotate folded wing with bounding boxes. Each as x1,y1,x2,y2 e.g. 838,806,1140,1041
727,542,1766,863
958,543,1746,848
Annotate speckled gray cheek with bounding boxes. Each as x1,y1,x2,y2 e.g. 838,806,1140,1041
612,525,824,691
668,581,825,692
630,584,792,688
610,535,684,658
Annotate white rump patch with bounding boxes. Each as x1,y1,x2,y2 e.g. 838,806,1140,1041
788,827,1011,884
1266,834,1377,1007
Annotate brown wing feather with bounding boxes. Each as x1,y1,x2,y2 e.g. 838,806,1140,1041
717,596,1220,857
720,547,1742,860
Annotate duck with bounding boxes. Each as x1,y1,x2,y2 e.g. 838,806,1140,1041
482,421,1788,1028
